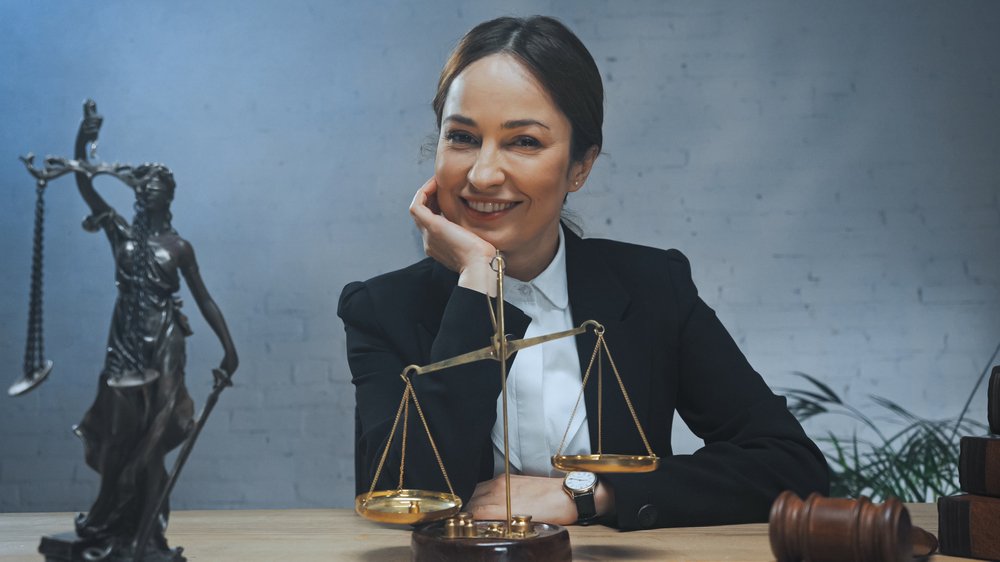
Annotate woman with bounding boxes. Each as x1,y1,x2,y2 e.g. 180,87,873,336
64,102,238,556
339,16,828,530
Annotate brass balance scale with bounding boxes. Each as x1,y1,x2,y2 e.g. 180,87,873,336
355,253,658,560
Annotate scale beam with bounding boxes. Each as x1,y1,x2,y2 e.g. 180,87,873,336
408,321,601,377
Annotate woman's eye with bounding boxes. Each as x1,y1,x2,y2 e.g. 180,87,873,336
445,130,478,146
511,136,541,149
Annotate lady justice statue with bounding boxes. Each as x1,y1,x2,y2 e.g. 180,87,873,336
15,100,238,562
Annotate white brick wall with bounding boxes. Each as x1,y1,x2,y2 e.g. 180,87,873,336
1,1,997,511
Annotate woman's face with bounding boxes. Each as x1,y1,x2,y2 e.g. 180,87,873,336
434,54,593,276
142,177,174,212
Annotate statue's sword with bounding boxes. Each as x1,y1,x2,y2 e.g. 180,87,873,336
133,368,233,562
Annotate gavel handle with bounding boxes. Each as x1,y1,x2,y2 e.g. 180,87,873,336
912,526,938,557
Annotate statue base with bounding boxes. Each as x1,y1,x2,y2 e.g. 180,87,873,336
411,519,571,561
38,532,186,562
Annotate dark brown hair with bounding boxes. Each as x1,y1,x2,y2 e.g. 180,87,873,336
432,16,603,163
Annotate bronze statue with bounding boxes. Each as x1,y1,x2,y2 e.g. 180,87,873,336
16,100,238,562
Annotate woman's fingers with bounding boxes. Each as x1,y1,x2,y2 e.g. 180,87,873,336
467,475,577,524
410,177,437,211
471,476,503,501
468,478,505,518
422,176,441,214
410,177,442,230
408,176,497,294
408,176,471,249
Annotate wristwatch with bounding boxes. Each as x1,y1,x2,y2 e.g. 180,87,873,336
562,471,598,524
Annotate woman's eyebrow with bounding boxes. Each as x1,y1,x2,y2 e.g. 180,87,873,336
502,119,549,130
443,114,550,131
443,114,477,127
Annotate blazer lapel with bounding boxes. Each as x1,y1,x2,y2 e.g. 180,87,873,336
564,228,653,456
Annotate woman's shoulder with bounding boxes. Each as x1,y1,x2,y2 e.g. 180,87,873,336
338,257,443,325
574,234,693,278
572,234,702,316
342,257,438,296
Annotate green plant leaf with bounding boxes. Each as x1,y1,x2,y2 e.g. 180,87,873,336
786,371,979,503
791,372,844,404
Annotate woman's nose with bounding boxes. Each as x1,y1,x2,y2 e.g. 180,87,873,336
467,144,505,190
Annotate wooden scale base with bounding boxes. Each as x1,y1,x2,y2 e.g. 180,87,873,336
411,515,571,562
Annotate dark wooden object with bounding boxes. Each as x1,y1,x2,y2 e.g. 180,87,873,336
960,436,1000,497
411,517,571,561
769,491,938,562
938,494,1000,560
989,365,999,435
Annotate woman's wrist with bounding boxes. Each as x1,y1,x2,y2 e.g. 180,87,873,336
595,478,615,518
457,258,498,297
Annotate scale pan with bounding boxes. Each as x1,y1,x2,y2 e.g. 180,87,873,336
552,454,659,473
355,489,462,525
8,360,53,397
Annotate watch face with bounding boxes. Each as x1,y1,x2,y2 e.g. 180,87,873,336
565,471,597,492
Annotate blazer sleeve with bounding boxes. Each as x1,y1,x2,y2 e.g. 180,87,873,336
601,251,830,529
338,279,530,508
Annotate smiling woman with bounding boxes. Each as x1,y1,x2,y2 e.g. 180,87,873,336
423,53,593,285
338,15,829,530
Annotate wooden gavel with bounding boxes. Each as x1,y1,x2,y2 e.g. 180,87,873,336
769,491,938,562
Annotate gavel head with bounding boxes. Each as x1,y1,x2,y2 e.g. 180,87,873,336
769,491,912,562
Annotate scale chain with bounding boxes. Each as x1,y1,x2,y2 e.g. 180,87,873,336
602,338,655,457
555,330,603,457
597,347,603,455
364,372,457,503
24,182,47,375
366,385,410,500
398,394,409,490
124,199,152,379
404,375,456,498
554,329,655,459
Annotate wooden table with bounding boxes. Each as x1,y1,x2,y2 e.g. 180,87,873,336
0,504,972,561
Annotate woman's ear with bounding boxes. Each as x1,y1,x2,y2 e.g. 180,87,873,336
569,145,600,192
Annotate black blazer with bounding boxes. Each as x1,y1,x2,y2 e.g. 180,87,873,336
338,228,829,529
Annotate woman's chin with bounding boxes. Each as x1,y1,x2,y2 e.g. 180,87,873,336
468,230,507,253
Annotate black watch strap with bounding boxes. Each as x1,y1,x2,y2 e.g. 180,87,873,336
573,490,597,524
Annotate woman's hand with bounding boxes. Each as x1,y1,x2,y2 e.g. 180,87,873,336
409,177,497,295
468,475,577,525
467,474,616,525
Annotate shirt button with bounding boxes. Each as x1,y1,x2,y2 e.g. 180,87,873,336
637,504,658,528
519,285,531,296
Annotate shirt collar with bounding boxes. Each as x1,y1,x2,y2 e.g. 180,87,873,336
524,228,569,310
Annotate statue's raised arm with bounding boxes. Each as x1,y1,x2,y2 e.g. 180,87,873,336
19,100,141,198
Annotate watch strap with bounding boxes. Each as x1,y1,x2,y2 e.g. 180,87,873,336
572,489,597,524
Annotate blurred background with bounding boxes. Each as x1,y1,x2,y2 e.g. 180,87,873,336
1,1,998,511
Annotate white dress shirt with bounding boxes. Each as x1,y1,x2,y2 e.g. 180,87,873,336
491,229,592,477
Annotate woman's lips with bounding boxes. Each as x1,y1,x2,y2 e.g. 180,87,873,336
462,198,520,219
